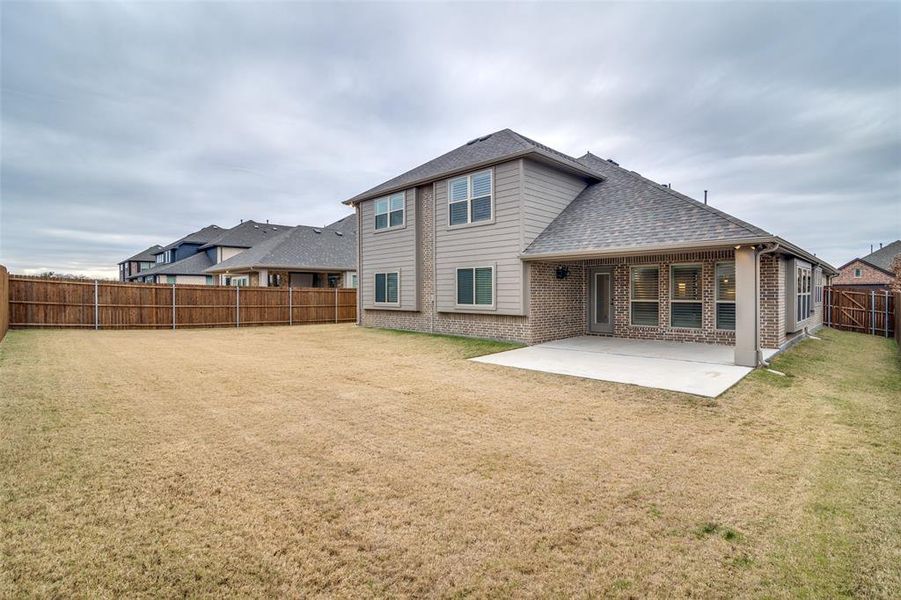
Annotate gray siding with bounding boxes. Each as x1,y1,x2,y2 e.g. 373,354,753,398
435,160,526,315
521,158,588,248
359,188,418,310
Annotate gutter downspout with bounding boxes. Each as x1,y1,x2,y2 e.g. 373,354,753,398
755,242,780,366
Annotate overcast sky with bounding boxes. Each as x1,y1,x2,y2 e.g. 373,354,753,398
1,1,899,277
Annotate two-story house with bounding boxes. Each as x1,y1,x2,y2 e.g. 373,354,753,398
344,129,837,368
204,215,357,287
127,224,223,284
117,245,162,281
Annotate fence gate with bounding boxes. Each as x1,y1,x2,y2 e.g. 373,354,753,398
824,287,895,339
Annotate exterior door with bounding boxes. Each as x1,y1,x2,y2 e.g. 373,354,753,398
588,267,613,334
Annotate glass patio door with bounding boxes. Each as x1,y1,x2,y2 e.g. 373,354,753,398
589,268,613,333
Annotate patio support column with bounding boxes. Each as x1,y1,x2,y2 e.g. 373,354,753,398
734,246,757,367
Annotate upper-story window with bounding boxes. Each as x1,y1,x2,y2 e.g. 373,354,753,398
448,169,492,226
375,193,405,230
853,267,862,278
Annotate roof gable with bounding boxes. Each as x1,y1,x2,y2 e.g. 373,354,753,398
344,129,602,205
121,244,163,263
155,224,223,254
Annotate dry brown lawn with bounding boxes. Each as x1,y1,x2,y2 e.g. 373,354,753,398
1,325,899,598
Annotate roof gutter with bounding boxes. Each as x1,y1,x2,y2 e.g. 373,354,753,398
343,148,605,206
520,235,838,274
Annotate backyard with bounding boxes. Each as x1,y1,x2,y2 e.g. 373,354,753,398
1,325,899,598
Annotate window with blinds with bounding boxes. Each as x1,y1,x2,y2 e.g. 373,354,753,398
374,272,399,304
630,266,659,326
456,266,494,306
448,170,492,226
715,262,736,330
671,265,702,328
375,193,405,230
796,264,811,319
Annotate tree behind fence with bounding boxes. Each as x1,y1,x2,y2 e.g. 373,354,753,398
8,277,356,330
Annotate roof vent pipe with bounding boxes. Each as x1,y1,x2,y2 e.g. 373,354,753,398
704,190,708,205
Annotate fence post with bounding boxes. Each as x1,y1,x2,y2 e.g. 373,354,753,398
870,290,875,335
288,287,292,326
94,280,99,330
825,287,830,327
236,286,240,327
335,286,338,323
885,290,890,338
172,284,176,330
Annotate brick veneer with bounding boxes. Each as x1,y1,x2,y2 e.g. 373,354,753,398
758,254,785,348
832,259,894,287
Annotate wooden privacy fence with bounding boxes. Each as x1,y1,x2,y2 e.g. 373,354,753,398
0,266,8,342
8,277,356,330
824,286,895,339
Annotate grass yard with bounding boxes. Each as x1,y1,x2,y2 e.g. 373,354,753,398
1,325,899,598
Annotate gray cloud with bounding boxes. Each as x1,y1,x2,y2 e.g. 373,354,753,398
1,1,899,276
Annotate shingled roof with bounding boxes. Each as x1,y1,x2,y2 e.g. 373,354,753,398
343,128,603,205
199,220,291,250
855,240,901,273
127,251,214,279
120,244,163,264
521,152,772,257
155,224,223,254
205,225,356,273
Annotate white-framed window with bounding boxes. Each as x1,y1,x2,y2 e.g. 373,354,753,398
227,275,248,287
853,267,862,278
349,273,358,289
456,266,494,307
671,264,703,328
375,193,405,230
156,253,165,264
374,272,399,304
448,169,492,226
797,263,812,319
715,262,736,331
630,266,659,326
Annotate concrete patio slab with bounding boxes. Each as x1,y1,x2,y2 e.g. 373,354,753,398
472,336,777,397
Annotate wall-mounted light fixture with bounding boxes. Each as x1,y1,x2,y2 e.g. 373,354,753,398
555,266,570,280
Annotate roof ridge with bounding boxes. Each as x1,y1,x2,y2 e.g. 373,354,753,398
579,152,768,237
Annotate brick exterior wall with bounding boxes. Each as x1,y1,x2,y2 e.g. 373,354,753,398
528,262,586,344
759,253,785,349
833,259,894,287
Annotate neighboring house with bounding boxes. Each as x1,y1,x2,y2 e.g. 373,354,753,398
117,245,162,281
128,221,290,284
344,128,837,367
205,216,357,288
832,240,901,289
127,224,224,284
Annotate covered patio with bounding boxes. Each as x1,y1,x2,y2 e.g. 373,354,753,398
472,336,779,397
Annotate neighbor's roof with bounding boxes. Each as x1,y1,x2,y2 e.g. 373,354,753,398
522,153,771,258
205,225,356,273
343,128,604,205
154,224,223,254
120,244,163,264
325,213,357,234
199,220,291,250
127,252,213,279
854,240,901,273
